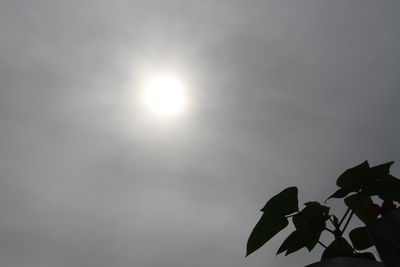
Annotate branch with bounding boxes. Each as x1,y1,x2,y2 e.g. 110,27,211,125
324,227,336,237
318,241,327,249
328,215,336,227
341,211,354,235
338,208,351,227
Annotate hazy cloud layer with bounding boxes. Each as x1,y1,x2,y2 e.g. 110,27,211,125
1,1,400,266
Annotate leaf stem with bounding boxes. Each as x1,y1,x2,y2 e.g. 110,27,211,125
338,207,351,227
341,211,354,235
318,241,327,249
327,216,336,226
324,227,336,237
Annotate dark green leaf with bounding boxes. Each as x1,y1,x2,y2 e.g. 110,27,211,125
293,206,327,235
261,187,298,216
303,234,321,252
361,174,400,197
353,252,376,261
277,231,305,256
246,214,289,256
335,161,397,198
321,238,354,260
293,206,327,251
304,201,330,215
370,161,395,177
337,161,370,188
379,191,400,202
349,227,373,250
376,175,400,201
337,161,397,197
326,187,354,202
344,194,375,224
331,215,339,226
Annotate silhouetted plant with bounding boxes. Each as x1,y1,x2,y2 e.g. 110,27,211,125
246,161,400,261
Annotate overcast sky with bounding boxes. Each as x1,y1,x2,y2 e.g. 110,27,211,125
1,1,400,267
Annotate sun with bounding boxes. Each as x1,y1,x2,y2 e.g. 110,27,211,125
144,75,186,117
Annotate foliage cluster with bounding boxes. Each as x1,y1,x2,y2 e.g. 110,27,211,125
246,161,400,261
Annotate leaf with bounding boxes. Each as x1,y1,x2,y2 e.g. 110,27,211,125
303,234,321,252
370,161,395,177
246,214,289,256
304,201,330,215
349,227,373,250
331,215,339,226
321,238,354,260
361,174,400,197
336,161,398,197
379,190,400,202
293,205,327,251
277,231,305,256
336,161,370,188
260,187,298,216
293,206,327,235
326,187,354,202
377,175,400,202
344,194,375,224
353,161,397,197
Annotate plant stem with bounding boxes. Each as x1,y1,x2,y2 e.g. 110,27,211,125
318,241,327,249
341,211,354,235
324,227,336,237
338,207,351,227
327,216,336,227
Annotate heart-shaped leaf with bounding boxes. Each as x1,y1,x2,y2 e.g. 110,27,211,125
321,238,354,260
293,205,327,251
326,187,354,202
376,175,400,201
293,205,327,235
246,214,289,256
370,161,395,177
344,194,375,224
349,227,373,250
277,231,305,256
337,161,370,188
304,201,330,215
261,187,298,216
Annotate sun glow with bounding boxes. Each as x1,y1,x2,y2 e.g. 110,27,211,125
144,75,186,117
